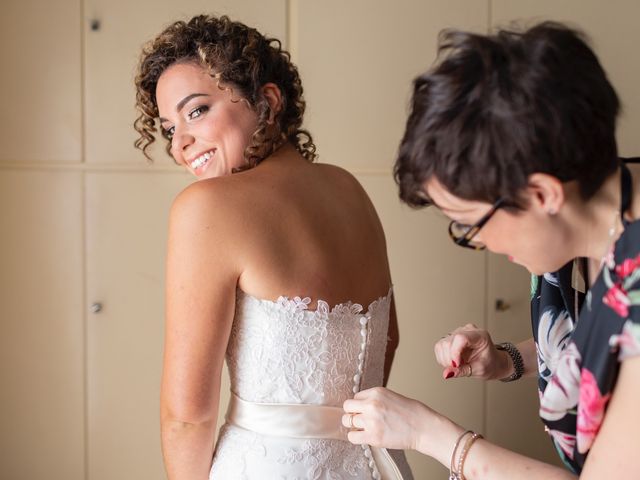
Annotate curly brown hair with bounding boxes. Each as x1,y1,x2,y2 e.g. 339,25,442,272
134,14,316,166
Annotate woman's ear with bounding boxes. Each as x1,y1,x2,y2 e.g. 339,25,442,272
526,173,565,215
261,83,283,124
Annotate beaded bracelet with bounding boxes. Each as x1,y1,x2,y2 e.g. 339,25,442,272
448,430,472,480
495,342,524,382
456,432,483,479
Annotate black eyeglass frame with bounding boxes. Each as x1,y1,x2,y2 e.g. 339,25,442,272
448,198,505,250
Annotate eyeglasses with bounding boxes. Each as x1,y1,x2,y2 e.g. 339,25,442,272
448,198,505,250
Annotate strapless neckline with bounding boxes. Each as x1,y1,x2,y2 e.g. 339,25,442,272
236,286,393,316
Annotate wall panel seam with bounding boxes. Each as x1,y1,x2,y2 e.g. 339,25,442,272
482,251,489,436
79,0,89,475
484,1,491,440
0,163,394,176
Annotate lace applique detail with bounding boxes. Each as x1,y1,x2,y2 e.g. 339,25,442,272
210,425,267,479
225,288,392,406
277,439,368,479
212,425,371,480
214,288,396,479
275,295,312,313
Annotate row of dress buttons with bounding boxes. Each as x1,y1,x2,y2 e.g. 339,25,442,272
354,315,381,480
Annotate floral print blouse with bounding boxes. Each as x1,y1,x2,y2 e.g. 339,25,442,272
531,163,640,473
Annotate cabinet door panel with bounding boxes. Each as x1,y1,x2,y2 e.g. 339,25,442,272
294,0,488,172
486,254,562,466
0,1,82,162
491,0,640,156
85,171,232,479
84,0,286,165
357,174,486,479
0,170,84,480
86,172,173,479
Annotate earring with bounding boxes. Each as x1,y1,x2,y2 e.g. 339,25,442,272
547,208,557,215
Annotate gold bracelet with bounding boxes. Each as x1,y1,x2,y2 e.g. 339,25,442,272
449,430,472,480
455,431,483,480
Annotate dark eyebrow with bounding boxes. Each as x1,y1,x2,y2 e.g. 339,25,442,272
158,93,210,123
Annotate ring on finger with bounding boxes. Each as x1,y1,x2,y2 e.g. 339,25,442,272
347,412,357,429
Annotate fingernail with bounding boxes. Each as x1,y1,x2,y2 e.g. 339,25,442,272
451,360,457,368
445,372,454,379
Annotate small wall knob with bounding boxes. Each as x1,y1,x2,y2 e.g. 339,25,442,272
90,19,101,31
90,302,103,314
495,298,511,312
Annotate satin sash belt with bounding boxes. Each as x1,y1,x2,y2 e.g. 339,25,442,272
226,393,404,480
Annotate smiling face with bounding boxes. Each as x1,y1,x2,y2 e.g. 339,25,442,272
155,62,259,180
425,176,572,275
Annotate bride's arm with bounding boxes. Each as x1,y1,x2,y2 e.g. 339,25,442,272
160,184,240,480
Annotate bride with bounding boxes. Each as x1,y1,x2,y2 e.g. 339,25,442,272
134,14,413,480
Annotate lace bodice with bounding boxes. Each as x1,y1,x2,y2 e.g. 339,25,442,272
226,288,392,406
210,287,414,479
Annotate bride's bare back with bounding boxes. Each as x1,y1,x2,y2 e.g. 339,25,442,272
220,146,391,308
169,145,391,309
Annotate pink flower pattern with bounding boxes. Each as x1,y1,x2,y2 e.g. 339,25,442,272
603,283,630,318
545,428,576,461
533,218,640,473
615,257,638,278
576,369,611,453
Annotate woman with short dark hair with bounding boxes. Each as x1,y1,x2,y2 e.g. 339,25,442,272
343,22,640,479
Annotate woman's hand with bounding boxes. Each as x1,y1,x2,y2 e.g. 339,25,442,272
434,323,510,380
342,387,462,463
342,387,428,451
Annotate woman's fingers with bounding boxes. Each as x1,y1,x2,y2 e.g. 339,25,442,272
344,388,389,431
435,331,473,377
347,429,367,445
341,412,365,429
353,385,385,400
442,366,456,379
435,323,497,379
453,363,473,378
342,387,427,450
343,398,361,414
344,389,378,414
450,333,472,369
434,337,452,369
436,327,478,365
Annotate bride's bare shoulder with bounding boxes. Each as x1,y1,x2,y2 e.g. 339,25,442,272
168,175,255,240
315,162,359,181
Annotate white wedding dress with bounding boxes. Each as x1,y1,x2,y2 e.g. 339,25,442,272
209,288,414,479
